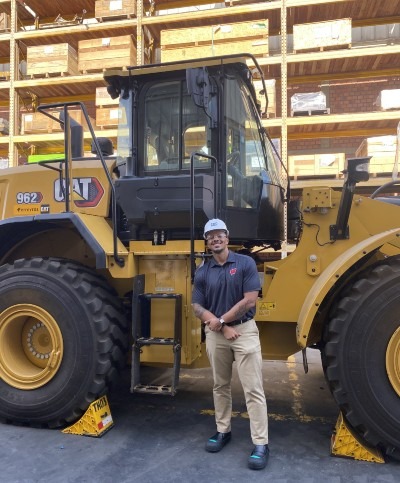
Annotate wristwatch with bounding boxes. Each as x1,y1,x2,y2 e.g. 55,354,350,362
219,318,225,327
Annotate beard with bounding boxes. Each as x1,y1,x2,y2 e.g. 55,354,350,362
211,246,224,254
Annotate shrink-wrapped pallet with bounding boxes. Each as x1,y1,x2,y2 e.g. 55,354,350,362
290,92,327,115
375,89,400,110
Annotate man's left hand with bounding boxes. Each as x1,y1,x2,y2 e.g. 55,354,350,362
204,318,223,332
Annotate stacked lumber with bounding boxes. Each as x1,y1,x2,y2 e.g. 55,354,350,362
293,18,352,52
78,35,136,73
355,136,397,175
253,79,276,118
26,44,78,77
288,153,345,179
161,19,268,62
95,0,137,21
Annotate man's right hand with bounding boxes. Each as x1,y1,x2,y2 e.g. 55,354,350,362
222,325,241,341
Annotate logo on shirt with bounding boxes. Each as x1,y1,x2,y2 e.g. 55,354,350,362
230,268,237,276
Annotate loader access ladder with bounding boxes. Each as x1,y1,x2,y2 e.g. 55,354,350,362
131,291,182,396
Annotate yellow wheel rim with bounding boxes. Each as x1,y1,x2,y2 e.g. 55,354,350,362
386,326,400,397
0,304,63,390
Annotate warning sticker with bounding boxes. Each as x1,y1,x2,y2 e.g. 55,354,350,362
258,301,276,316
14,204,41,215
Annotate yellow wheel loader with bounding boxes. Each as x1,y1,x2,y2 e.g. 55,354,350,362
0,54,399,459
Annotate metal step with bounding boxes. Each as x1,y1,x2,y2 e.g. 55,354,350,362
136,337,175,346
132,384,176,396
131,287,182,396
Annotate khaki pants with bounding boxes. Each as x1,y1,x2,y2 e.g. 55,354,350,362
205,319,268,445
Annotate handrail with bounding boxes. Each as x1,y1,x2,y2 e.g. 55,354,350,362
37,102,125,267
190,152,217,282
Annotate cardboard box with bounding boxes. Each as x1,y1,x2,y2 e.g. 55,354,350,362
78,35,137,72
95,87,119,107
96,107,127,128
355,136,397,174
293,18,351,52
95,0,137,21
161,20,268,62
288,153,345,178
375,89,400,110
253,79,276,117
27,43,78,77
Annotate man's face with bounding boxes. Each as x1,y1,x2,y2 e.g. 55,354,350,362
206,230,229,254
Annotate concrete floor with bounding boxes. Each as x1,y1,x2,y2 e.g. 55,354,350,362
0,349,399,483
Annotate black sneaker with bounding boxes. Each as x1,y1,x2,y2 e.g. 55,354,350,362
248,444,269,470
205,431,232,453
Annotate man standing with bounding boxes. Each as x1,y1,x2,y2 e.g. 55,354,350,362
192,219,269,470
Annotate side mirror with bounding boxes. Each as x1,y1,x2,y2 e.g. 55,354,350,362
186,67,218,127
344,156,371,183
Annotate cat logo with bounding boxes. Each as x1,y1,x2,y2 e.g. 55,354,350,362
54,177,104,208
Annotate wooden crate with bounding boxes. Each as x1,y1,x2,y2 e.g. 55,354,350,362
293,18,351,52
161,20,268,62
253,79,276,118
355,136,397,174
288,153,345,178
21,111,60,134
375,89,400,110
21,110,95,134
27,44,78,77
95,87,119,107
96,107,127,128
95,0,137,21
78,35,136,73
0,13,10,32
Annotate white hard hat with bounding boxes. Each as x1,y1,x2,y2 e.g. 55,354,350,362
203,219,229,238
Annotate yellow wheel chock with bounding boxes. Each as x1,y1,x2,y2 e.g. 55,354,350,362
331,413,385,463
62,395,113,437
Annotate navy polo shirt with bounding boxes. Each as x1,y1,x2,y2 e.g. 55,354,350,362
192,251,260,319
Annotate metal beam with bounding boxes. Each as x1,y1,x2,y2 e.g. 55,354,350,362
256,44,400,67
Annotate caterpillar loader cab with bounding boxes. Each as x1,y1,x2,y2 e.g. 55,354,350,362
106,54,284,247
0,54,400,461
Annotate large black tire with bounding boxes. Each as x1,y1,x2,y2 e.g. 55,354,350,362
0,258,129,428
322,255,400,459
